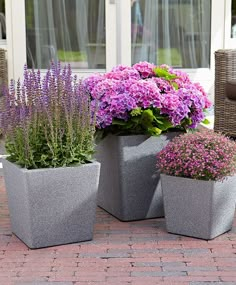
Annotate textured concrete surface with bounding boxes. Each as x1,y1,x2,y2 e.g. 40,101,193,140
1,176,236,284
0,137,5,155
161,174,236,240
2,159,100,249
0,137,6,176
96,133,179,221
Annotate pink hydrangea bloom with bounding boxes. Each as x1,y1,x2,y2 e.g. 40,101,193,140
83,73,104,93
133,61,156,78
150,77,174,93
105,68,140,81
111,64,133,72
129,80,162,108
83,61,212,133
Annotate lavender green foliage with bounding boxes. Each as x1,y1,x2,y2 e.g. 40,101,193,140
1,62,96,169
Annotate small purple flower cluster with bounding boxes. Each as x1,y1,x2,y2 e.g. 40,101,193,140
157,131,236,181
83,61,212,133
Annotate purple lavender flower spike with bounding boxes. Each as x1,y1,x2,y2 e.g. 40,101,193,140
1,61,97,169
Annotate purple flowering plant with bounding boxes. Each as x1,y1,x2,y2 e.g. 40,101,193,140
0,62,96,169
157,130,236,182
83,61,212,137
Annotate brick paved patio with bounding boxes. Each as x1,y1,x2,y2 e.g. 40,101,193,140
1,176,236,285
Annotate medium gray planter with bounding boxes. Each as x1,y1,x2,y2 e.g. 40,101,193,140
96,133,179,221
2,158,100,249
161,174,236,240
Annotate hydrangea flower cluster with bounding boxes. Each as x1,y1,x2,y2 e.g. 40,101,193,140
83,61,212,135
157,130,236,182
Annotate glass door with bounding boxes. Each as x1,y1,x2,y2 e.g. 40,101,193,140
6,0,117,80
224,0,236,48
25,0,106,70
0,0,6,47
131,0,211,68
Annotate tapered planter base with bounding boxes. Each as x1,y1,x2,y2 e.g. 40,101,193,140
161,174,236,240
96,133,179,221
2,158,100,249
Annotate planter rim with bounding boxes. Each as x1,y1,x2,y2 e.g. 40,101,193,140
105,134,149,138
104,131,184,138
160,173,233,184
2,157,100,173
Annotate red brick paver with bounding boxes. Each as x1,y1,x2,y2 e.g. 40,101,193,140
1,176,236,285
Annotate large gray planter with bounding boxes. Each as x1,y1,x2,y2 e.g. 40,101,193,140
96,133,179,221
2,158,100,249
161,174,236,240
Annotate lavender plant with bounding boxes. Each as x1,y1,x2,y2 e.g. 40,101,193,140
0,62,96,169
157,130,236,181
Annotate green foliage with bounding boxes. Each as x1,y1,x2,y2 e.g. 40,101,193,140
130,107,142,116
57,50,87,62
153,67,178,80
98,107,184,137
25,0,34,29
156,48,182,67
6,114,95,169
201,118,210,125
153,67,179,90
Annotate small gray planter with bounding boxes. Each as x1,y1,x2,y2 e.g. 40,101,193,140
161,174,236,240
2,158,100,249
96,133,179,221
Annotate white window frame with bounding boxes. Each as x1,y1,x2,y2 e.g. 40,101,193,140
6,0,117,80
6,0,26,81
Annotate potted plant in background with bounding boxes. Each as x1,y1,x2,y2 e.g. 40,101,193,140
84,61,212,221
157,130,236,240
0,62,100,249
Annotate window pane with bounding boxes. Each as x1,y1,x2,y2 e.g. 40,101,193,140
0,0,6,39
131,0,211,68
232,0,236,38
25,0,106,69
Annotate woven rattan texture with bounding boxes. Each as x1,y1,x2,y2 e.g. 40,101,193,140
214,49,236,137
0,48,7,96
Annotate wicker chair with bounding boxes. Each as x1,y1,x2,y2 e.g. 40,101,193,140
0,48,7,96
0,48,7,140
214,49,236,137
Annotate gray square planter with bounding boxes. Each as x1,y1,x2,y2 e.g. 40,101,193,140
96,133,179,221
161,174,236,240
2,158,100,249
